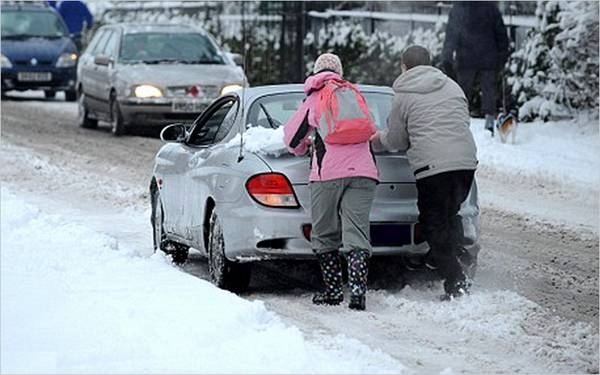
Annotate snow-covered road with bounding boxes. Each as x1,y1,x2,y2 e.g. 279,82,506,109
1,93,598,373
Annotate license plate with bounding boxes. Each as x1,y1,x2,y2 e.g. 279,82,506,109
171,100,205,113
370,224,412,247
17,72,52,82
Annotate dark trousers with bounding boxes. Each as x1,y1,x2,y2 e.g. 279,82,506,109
457,69,496,116
416,170,475,283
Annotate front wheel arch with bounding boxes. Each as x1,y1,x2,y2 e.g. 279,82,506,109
109,90,128,136
151,183,189,264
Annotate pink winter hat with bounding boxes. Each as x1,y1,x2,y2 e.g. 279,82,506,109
313,53,343,76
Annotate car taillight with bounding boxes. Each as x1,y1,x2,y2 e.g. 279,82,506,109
246,173,299,208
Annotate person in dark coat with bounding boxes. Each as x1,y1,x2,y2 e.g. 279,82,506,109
56,1,93,36
441,1,509,134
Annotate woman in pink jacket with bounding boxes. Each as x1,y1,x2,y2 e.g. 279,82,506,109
283,53,379,310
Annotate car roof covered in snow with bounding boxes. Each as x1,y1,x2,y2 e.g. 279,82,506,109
1,3,55,11
103,23,207,35
239,84,393,103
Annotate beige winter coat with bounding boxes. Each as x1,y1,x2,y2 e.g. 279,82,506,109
374,65,478,179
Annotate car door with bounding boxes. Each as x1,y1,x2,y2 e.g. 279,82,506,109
165,96,239,244
78,28,106,110
85,29,112,114
94,29,119,115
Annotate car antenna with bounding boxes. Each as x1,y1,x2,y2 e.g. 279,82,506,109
237,1,248,163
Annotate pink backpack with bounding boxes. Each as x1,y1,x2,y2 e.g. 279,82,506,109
316,79,376,144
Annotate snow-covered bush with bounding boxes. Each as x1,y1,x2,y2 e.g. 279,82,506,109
550,1,599,110
305,20,444,86
508,1,599,121
304,21,370,82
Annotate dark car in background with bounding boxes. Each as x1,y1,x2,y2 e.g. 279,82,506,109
76,23,246,136
1,3,78,100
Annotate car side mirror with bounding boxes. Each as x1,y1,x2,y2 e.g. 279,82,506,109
160,123,187,142
227,52,243,67
94,55,113,66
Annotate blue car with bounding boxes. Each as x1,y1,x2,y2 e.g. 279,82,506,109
1,3,78,101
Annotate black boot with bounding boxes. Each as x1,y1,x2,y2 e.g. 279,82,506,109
313,250,344,306
441,275,471,301
457,247,478,280
347,249,369,310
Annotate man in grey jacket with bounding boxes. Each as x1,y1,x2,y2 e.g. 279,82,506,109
371,45,478,300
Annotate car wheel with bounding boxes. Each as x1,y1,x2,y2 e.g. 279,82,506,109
208,210,251,292
65,89,77,102
110,97,127,136
77,91,98,129
151,188,189,265
44,90,56,99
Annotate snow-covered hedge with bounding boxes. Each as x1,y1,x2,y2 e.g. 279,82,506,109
304,20,444,86
507,1,599,121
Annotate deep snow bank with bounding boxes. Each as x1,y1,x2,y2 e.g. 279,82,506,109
0,189,406,374
472,115,599,189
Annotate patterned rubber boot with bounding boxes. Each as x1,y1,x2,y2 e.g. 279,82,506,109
313,250,344,306
347,249,370,310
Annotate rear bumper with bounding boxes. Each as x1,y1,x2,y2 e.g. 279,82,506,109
1,67,76,92
218,202,477,263
119,98,211,127
218,181,480,263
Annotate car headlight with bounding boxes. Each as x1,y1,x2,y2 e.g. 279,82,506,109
134,84,163,98
221,84,243,95
1,53,13,69
56,52,78,68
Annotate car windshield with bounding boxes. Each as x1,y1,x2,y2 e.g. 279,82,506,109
1,10,68,38
120,32,225,64
247,91,393,130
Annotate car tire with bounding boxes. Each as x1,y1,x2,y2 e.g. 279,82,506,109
151,188,189,265
77,91,98,129
110,96,127,136
44,90,56,99
65,89,77,102
208,210,251,292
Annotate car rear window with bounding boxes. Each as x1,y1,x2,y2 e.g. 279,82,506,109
119,32,225,65
1,10,68,38
247,91,393,130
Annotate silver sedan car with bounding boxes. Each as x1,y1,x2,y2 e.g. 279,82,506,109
150,84,480,292
77,23,246,135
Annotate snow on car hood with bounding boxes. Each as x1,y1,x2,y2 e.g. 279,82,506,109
117,63,245,87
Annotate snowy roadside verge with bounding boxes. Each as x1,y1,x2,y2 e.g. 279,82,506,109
1,189,597,374
472,115,599,190
0,189,406,374
471,116,599,235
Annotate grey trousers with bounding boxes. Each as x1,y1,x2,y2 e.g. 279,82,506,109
457,69,497,116
310,177,377,255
